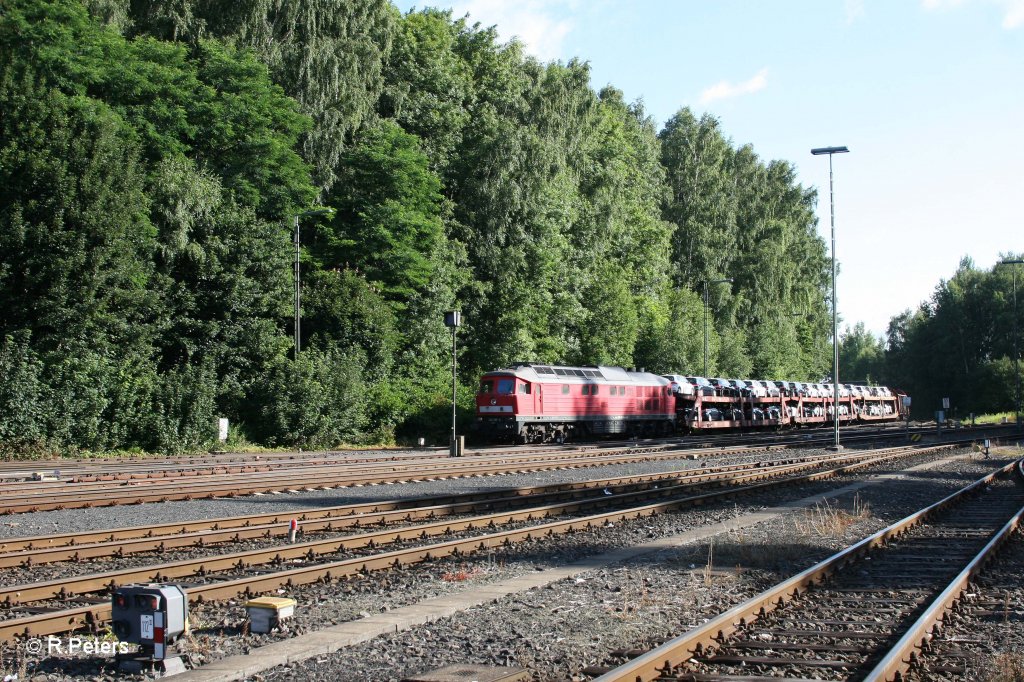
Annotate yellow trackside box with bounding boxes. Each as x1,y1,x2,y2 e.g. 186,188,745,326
244,597,297,634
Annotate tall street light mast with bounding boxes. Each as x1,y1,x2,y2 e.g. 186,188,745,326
811,145,850,450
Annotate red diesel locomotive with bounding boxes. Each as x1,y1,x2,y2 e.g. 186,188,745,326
474,364,675,443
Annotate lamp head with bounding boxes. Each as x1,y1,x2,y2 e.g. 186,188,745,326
811,146,850,155
299,207,336,219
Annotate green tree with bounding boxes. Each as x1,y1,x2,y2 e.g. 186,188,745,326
0,63,159,451
380,8,473,174
881,255,1022,415
318,119,445,302
660,109,737,287
0,333,49,455
840,322,885,384
149,0,399,191
634,288,705,375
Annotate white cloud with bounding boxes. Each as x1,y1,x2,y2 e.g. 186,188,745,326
1002,0,1024,27
699,68,769,105
920,0,1024,28
846,0,866,23
451,0,575,61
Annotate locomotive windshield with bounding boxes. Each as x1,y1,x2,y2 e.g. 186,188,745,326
479,378,515,394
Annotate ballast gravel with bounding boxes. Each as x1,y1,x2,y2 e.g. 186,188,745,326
2,446,1019,681
0,449,794,539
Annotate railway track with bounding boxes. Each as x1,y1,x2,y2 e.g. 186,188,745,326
0,453,862,563
2,425,1006,515
905,510,1024,680
0,443,957,643
0,443,721,514
587,457,1024,682
0,422,1011,486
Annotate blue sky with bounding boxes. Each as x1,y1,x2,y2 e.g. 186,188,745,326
395,0,1023,338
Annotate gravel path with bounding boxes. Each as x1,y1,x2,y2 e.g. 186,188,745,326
1,447,1018,682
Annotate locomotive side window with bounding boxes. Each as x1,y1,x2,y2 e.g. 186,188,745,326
518,382,531,394
592,385,599,395
479,380,494,394
561,385,570,394
496,379,515,394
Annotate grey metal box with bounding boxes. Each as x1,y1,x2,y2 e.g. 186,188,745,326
111,583,187,658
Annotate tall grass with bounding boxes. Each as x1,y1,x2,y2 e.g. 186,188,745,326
974,411,1018,424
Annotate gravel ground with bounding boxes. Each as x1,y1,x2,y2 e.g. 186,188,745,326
0,449,868,588
0,450,791,539
1,447,1017,681
0,445,886,539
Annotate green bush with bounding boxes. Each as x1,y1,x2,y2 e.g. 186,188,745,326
148,361,218,454
248,345,367,449
0,333,50,457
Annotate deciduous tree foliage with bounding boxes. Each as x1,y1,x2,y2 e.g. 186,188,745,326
125,0,397,191
2,0,850,455
839,322,885,385
884,256,1023,417
659,108,830,380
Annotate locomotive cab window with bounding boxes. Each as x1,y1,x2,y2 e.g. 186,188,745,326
479,380,494,394
518,382,531,394
496,379,515,395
